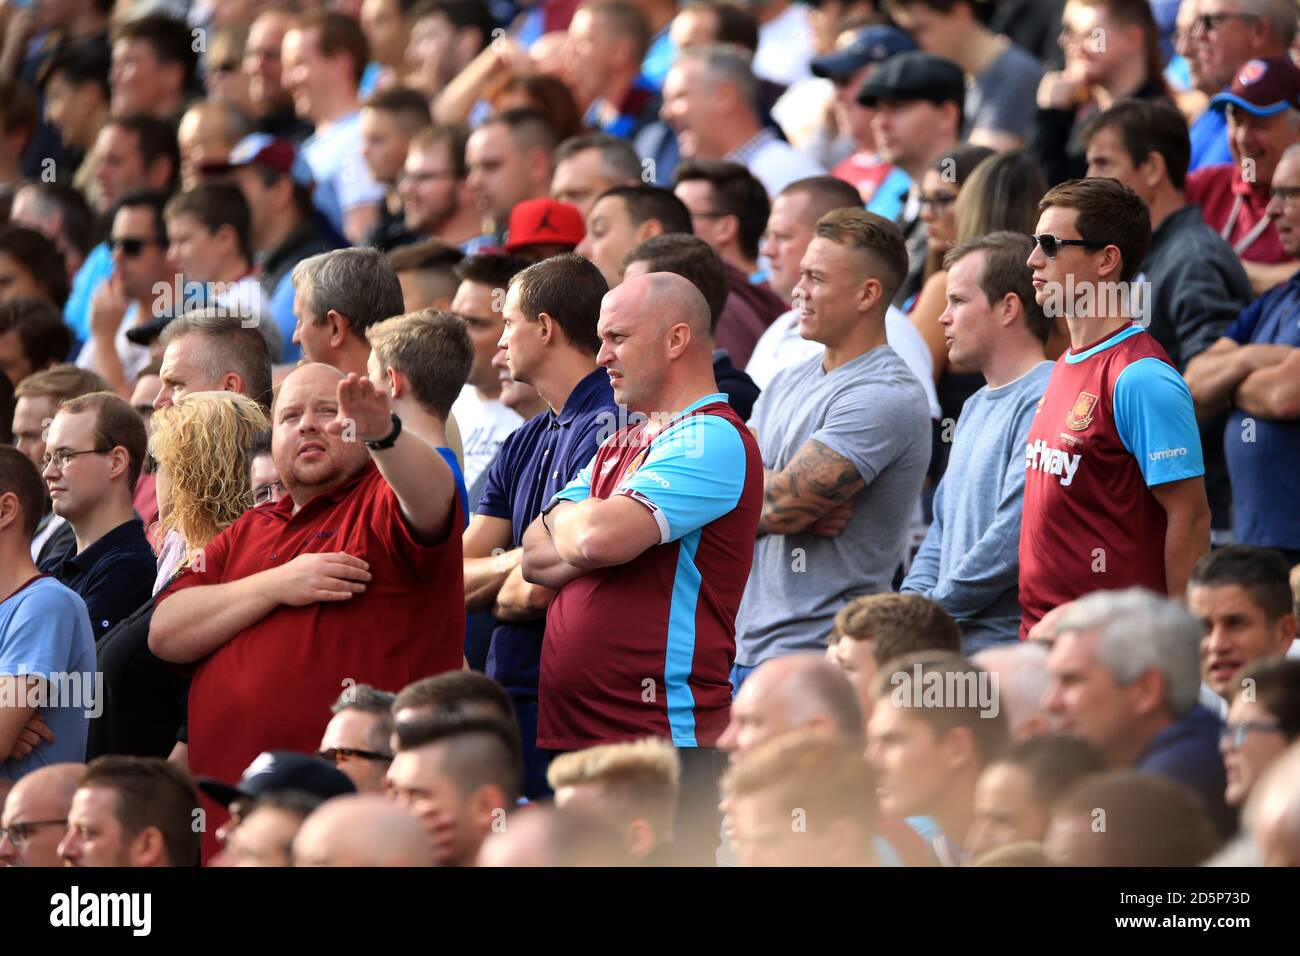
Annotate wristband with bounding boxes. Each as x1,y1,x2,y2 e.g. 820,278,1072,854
364,412,402,450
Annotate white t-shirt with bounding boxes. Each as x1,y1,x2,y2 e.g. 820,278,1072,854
744,137,826,198
301,111,386,237
754,3,813,87
450,386,524,493
75,302,153,385
745,307,942,420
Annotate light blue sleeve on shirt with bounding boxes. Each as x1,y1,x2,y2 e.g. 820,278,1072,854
865,167,911,222
550,459,595,507
613,415,748,544
1113,357,1206,486
63,242,113,344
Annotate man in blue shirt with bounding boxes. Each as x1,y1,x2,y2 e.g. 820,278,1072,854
1,447,96,781
38,393,155,642
1185,141,1300,565
463,254,617,797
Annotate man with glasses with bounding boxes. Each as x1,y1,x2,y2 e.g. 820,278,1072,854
76,190,175,399
359,87,432,253
38,392,154,644
1222,657,1300,811
1189,0,1297,171
0,763,82,865
318,685,396,794
0,446,95,782
1021,177,1210,638
1187,143,1300,563
1186,54,1300,294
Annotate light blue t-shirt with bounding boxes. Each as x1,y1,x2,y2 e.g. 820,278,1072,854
903,362,1053,651
0,576,96,781
64,241,113,346
866,167,911,224
301,111,386,239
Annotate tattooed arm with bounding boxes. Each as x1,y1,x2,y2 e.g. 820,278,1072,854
758,439,865,537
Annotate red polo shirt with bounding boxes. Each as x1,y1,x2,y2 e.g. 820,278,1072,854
1186,162,1288,264
157,462,464,860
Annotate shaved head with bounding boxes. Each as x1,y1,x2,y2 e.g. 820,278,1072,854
1,763,84,867
597,271,718,414
271,362,368,508
292,795,434,867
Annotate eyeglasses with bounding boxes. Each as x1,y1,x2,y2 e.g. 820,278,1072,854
253,479,284,505
920,193,958,209
0,819,67,849
1221,720,1283,749
41,447,109,471
1033,234,1109,259
108,236,164,257
1268,185,1300,204
1197,13,1259,35
318,747,392,765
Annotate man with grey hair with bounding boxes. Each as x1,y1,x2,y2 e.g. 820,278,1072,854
1185,52,1300,293
1244,741,1300,866
1188,0,1298,171
1043,587,1235,836
972,642,1052,741
660,44,823,195
153,310,274,412
291,248,407,378
318,685,396,794
551,133,644,220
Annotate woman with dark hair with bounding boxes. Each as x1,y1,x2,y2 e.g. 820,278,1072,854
1032,0,1170,185
0,223,70,307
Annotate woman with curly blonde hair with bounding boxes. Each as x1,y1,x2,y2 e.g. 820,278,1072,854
89,391,269,762
149,391,270,590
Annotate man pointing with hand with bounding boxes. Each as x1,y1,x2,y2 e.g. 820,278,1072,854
150,362,465,860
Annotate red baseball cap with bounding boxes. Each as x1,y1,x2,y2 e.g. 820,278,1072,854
505,198,585,252
1211,57,1300,116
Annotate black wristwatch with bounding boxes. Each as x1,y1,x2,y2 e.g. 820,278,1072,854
364,412,402,450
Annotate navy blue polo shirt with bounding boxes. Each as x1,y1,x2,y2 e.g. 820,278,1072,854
39,517,156,642
477,368,617,698
1223,272,1300,551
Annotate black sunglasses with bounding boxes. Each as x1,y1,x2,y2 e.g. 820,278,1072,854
109,236,164,257
318,747,392,764
1033,234,1109,259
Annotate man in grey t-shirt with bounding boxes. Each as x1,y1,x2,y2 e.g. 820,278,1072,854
889,0,1044,149
734,209,931,683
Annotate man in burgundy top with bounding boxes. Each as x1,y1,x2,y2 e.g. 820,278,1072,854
1020,178,1210,638
1185,56,1300,295
521,271,763,863
150,362,464,859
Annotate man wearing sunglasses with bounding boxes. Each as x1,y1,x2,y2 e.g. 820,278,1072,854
78,190,175,399
1021,177,1211,639
1189,0,1296,171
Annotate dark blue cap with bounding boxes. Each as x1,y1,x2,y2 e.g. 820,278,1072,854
810,26,917,80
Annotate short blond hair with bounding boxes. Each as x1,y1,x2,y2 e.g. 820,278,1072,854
547,738,680,833
366,310,472,419
832,593,961,663
814,207,908,303
150,391,268,555
721,729,877,840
